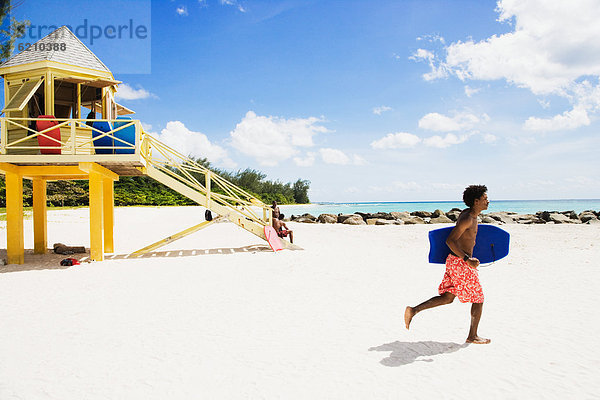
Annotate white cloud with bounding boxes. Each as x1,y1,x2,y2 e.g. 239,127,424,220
524,105,590,131
423,133,469,148
115,84,156,101
158,121,236,168
464,85,481,97
414,0,600,128
410,49,448,81
538,99,551,109
293,152,316,167
320,148,349,165
432,1,600,95
220,0,246,12
573,79,600,110
410,48,434,62
481,133,498,144
319,148,364,166
229,111,329,167
352,154,367,166
141,122,154,133
370,132,421,149
373,105,392,115
176,6,188,15
416,34,446,44
418,111,482,132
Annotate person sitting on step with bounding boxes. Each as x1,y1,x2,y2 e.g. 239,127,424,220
273,213,293,244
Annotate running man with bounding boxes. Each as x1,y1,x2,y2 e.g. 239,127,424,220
404,185,491,344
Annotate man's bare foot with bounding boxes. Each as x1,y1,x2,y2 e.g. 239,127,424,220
466,336,491,344
404,306,415,330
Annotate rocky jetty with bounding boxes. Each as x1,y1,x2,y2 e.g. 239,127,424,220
289,209,600,225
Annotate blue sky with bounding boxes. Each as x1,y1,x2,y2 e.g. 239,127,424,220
9,0,600,201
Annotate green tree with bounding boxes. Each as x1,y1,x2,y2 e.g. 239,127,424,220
114,176,194,206
293,179,310,204
1,162,310,208
185,157,308,205
47,180,87,207
0,0,30,63
235,169,266,194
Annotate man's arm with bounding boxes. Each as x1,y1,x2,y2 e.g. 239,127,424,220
446,217,479,268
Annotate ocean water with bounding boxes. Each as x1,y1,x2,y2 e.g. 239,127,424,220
279,199,600,217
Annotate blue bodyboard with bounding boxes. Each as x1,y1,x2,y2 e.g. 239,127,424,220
428,224,510,264
113,116,135,154
92,121,114,154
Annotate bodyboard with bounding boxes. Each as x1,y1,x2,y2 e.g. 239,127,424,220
92,121,114,154
36,116,61,154
428,224,510,264
264,226,284,252
113,116,135,154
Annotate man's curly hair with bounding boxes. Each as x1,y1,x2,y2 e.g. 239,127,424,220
463,185,487,208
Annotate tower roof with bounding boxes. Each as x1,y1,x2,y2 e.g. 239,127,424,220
0,26,110,73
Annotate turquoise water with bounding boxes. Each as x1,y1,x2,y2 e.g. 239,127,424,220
279,199,600,217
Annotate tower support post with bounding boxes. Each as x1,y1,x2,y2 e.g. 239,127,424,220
33,178,48,254
103,178,114,253
89,171,104,261
6,171,24,264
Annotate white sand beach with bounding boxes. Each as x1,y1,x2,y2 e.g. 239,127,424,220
1,206,599,399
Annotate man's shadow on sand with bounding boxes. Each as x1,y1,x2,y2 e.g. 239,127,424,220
369,341,468,367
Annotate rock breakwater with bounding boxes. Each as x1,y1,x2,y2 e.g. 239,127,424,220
288,209,600,225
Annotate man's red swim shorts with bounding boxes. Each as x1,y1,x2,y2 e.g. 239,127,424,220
438,253,484,303
277,230,289,238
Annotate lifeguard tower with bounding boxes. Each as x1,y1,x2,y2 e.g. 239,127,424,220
0,26,290,265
